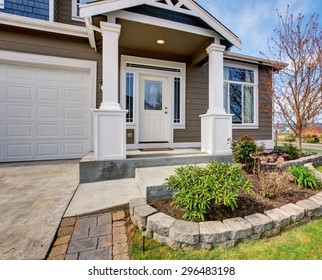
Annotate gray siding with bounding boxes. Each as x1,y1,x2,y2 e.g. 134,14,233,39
174,64,208,142
0,25,102,106
55,0,84,26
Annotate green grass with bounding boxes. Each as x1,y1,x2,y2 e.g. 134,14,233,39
130,218,322,260
316,165,322,173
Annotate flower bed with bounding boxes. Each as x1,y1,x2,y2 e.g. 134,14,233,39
129,154,322,251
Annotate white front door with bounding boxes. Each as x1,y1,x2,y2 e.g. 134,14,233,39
139,75,169,142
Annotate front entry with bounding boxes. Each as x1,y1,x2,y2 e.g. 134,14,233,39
139,75,169,142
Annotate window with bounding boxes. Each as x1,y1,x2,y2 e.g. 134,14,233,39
126,72,134,123
174,77,181,123
224,65,257,126
0,0,4,9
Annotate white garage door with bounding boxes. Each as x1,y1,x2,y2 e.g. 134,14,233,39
0,62,92,162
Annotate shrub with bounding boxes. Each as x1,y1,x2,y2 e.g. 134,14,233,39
304,132,312,138
283,137,296,142
258,172,291,198
306,137,319,143
165,162,254,222
231,135,264,173
283,144,300,160
287,165,321,190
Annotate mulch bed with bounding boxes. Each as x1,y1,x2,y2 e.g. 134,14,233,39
150,174,319,222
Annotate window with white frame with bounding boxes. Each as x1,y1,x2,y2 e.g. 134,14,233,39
72,0,95,20
0,0,4,9
224,64,258,127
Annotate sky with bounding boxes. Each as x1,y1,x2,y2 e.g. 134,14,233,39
196,0,322,58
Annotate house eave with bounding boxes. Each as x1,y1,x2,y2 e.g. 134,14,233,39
224,52,288,69
0,13,88,38
80,0,242,49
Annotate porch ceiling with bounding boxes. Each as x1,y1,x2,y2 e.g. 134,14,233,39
117,18,213,62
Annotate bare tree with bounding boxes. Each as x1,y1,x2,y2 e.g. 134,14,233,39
263,7,322,150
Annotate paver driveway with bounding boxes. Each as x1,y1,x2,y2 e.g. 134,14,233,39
0,160,79,259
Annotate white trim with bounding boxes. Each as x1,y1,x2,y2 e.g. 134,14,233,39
49,0,54,22
0,12,88,38
108,10,219,38
127,142,201,150
223,60,259,129
121,55,186,145
0,50,97,150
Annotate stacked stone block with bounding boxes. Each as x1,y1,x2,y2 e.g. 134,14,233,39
129,190,322,251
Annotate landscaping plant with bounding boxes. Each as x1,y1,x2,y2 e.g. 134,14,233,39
165,162,254,222
287,165,321,190
231,135,264,173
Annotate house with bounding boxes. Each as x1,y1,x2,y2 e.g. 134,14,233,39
0,0,277,162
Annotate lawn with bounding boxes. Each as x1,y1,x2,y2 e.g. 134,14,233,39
130,217,322,260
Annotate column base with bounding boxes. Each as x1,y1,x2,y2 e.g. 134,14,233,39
200,113,233,155
92,109,127,160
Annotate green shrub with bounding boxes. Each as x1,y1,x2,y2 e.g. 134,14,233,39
306,137,319,143
231,135,264,173
287,165,321,190
283,144,300,160
165,162,254,222
283,137,296,142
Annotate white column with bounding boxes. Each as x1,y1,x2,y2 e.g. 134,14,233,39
206,43,226,114
92,21,127,160
100,22,121,110
200,43,232,155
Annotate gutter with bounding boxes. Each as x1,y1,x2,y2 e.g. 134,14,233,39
0,13,88,38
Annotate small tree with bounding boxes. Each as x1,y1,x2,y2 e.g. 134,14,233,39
263,7,322,150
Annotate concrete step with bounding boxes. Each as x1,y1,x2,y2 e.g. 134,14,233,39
135,164,208,200
80,151,232,183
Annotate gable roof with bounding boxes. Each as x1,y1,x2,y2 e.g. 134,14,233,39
80,0,242,50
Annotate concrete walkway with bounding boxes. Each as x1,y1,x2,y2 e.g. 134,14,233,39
0,160,79,260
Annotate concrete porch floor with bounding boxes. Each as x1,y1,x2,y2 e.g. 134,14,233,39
79,148,232,183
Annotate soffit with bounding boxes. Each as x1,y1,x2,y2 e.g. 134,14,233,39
117,18,213,59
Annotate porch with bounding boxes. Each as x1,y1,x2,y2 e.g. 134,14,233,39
79,148,232,183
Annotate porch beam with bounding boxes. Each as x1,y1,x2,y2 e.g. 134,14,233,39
108,10,219,38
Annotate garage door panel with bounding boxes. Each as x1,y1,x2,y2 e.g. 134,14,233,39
8,143,33,159
7,85,33,101
38,143,60,157
37,106,60,119
37,124,60,137
64,142,87,156
7,105,33,119
7,65,34,81
0,62,92,162
63,89,86,103
64,107,84,119
37,88,60,102
7,124,33,138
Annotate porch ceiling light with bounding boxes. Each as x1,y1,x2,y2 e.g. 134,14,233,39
156,39,165,45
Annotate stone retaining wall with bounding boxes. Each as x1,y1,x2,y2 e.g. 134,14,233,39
262,153,322,171
130,192,322,250
130,159,322,251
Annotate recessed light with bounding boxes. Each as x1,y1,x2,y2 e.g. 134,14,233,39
157,39,165,45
